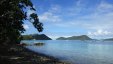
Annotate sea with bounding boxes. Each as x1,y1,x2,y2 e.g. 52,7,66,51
22,40,113,64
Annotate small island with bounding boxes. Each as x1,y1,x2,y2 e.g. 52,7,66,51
103,38,113,41
22,34,52,40
56,35,92,40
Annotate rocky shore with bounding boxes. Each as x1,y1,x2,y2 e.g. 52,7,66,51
0,45,69,64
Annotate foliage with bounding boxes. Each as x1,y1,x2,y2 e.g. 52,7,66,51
32,34,51,40
22,34,52,40
0,0,43,46
22,35,33,40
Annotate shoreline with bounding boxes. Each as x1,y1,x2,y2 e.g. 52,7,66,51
23,46,66,63
1,45,70,64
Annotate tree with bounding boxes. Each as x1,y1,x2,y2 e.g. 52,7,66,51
0,0,43,47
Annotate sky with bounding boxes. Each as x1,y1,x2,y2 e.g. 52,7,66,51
23,0,113,39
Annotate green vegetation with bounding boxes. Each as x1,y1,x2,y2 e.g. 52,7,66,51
56,35,92,40
22,35,33,40
22,34,52,40
103,38,113,41
0,0,43,47
0,0,43,63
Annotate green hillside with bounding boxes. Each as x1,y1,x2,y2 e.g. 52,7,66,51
56,35,92,40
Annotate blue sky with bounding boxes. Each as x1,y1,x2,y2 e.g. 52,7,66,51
23,0,113,39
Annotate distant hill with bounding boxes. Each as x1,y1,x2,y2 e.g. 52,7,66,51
103,38,113,41
56,35,92,40
22,34,52,40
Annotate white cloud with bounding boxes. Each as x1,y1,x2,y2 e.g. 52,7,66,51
53,1,113,38
39,5,62,23
48,5,61,13
87,29,113,39
39,12,61,22
82,2,113,31
88,29,111,36
23,24,29,29
37,1,113,39
96,1,113,13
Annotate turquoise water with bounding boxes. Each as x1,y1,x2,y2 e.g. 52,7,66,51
23,40,113,64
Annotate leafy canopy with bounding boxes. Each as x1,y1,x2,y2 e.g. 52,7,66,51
0,0,43,46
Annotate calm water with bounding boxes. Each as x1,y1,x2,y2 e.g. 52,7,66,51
23,40,113,64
